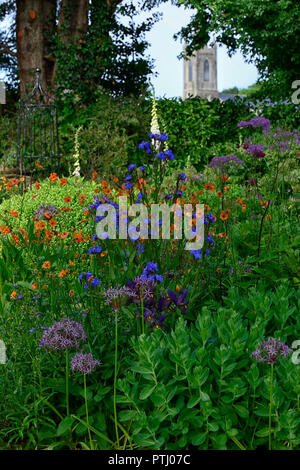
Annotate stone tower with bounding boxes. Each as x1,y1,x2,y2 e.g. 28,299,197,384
183,42,218,100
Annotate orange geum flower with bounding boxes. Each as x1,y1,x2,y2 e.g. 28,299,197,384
35,221,46,231
49,173,58,182
69,260,75,266
101,180,108,189
113,177,119,183
35,162,43,169
42,261,51,269
220,212,228,221
92,171,97,181
216,191,223,198
48,218,57,227
64,196,71,204
32,283,38,289
237,197,244,204
220,174,229,182
44,211,52,219
204,183,215,191
9,210,18,217
34,181,41,190
10,291,17,299
60,178,67,185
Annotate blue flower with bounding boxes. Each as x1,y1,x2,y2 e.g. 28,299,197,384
139,141,151,153
128,164,136,172
125,182,133,189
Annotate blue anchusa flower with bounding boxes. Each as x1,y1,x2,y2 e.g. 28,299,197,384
79,272,100,288
178,172,186,181
149,133,168,141
128,164,136,172
88,246,102,255
139,141,151,153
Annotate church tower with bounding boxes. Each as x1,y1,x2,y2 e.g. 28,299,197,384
183,42,218,100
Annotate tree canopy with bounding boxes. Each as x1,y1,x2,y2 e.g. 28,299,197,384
175,0,300,99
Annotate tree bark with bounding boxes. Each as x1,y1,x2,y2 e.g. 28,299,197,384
16,0,46,97
57,0,89,46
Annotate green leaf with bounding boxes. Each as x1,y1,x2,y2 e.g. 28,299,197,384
190,431,207,446
233,404,249,419
256,428,269,438
139,384,157,400
187,395,201,408
56,416,75,436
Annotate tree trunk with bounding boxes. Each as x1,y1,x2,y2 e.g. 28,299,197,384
57,0,89,46
16,0,46,97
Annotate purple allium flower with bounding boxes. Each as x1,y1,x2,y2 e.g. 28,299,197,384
39,317,87,351
245,143,265,158
237,117,271,131
127,276,156,302
70,353,101,375
103,285,136,311
34,204,59,220
251,337,291,364
207,155,243,172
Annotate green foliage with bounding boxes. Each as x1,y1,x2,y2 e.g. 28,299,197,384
117,295,300,449
177,0,300,100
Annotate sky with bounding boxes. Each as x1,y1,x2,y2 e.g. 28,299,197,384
121,1,259,98
0,1,259,98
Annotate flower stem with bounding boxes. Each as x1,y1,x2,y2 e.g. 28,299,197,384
65,348,70,416
114,309,119,444
269,363,274,450
84,374,93,450
141,298,144,335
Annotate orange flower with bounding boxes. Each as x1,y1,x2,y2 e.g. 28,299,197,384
9,210,18,217
101,180,108,189
60,178,67,186
220,212,228,221
204,204,211,211
35,181,41,190
48,218,57,227
94,189,99,193
35,221,46,232
220,174,229,182
44,211,52,219
113,177,119,183
49,173,58,182
64,196,71,204
69,260,75,266
59,269,69,278
10,291,17,299
237,197,244,204
91,171,97,181
83,210,89,216
1,226,11,235
60,232,69,239
216,191,223,198
32,283,38,290
42,261,51,269
204,183,215,191
79,194,86,205
35,162,43,169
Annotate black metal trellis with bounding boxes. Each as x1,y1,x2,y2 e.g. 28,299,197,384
17,68,60,188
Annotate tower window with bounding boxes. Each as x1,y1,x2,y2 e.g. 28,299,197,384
204,60,209,81
188,60,192,82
